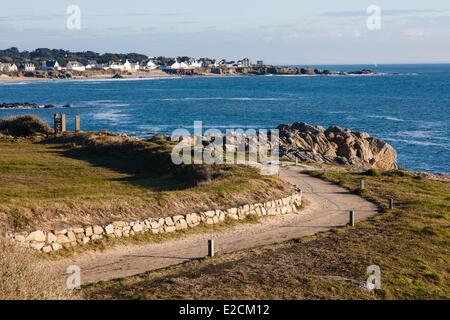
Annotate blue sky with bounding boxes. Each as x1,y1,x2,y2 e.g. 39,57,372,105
0,0,449,64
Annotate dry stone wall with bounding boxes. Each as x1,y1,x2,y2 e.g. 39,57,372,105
6,193,302,253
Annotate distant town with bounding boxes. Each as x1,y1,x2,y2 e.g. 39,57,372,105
0,47,373,80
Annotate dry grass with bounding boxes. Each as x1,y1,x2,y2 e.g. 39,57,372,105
0,238,78,300
85,171,450,300
0,130,291,231
0,115,52,137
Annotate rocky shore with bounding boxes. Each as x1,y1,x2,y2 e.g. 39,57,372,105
277,122,398,170
0,102,71,109
0,67,374,82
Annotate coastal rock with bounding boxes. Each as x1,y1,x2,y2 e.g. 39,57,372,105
277,122,398,170
26,231,46,242
0,102,70,109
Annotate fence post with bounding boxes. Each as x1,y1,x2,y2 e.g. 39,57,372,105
360,179,365,191
349,210,355,227
208,240,215,257
75,115,80,132
389,199,394,210
53,113,59,134
61,114,66,132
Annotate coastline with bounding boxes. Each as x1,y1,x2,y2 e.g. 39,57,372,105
0,68,380,84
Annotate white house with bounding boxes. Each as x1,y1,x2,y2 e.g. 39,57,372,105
140,59,158,70
188,58,202,69
109,61,125,71
123,59,140,72
170,59,190,70
23,63,36,72
42,60,61,71
2,63,18,72
66,61,86,72
214,59,225,67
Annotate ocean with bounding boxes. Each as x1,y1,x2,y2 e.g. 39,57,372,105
1,64,449,173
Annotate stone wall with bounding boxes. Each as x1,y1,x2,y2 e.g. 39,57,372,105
6,193,302,253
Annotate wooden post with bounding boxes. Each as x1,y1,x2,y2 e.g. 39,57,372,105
53,113,59,133
389,199,394,210
208,240,215,257
61,114,66,132
75,115,80,132
360,179,365,191
295,159,298,166
349,210,355,227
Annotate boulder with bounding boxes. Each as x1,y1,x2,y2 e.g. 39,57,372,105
104,224,114,235
277,122,398,170
85,226,93,237
132,224,143,233
47,232,57,244
93,225,103,235
26,231,46,242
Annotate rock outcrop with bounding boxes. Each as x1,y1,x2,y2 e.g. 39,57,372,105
0,102,70,109
277,122,398,170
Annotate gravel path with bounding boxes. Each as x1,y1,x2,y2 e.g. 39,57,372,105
52,164,379,284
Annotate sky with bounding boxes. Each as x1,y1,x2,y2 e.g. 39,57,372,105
0,0,449,64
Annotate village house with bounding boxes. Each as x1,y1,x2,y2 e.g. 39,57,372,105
41,60,61,71
123,59,140,72
237,58,251,68
65,61,86,72
170,59,190,70
199,58,215,68
85,60,102,70
140,59,158,70
23,63,36,72
188,58,202,69
214,59,225,67
109,61,125,71
1,63,18,73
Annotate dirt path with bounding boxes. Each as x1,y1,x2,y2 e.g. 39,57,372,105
52,164,379,284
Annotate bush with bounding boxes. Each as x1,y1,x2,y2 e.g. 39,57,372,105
0,239,77,300
363,168,381,177
0,115,52,137
382,170,411,177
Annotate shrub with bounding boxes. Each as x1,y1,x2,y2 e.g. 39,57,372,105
0,239,77,300
363,168,381,177
382,170,411,177
0,115,52,137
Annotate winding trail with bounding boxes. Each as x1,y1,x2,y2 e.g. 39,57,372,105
53,164,378,284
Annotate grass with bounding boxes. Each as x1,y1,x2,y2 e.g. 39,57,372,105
85,170,450,300
0,131,291,231
0,115,52,137
0,238,77,300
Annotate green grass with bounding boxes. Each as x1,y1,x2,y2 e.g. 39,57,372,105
85,170,450,300
0,135,290,231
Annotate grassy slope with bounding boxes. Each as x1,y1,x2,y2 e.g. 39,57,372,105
0,137,290,231
85,170,450,300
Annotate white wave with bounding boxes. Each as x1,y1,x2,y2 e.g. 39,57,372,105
92,110,127,123
84,100,130,108
0,81,30,86
155,97,290,102
395,131,432,139
368,115,405,122
386,138,450,149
